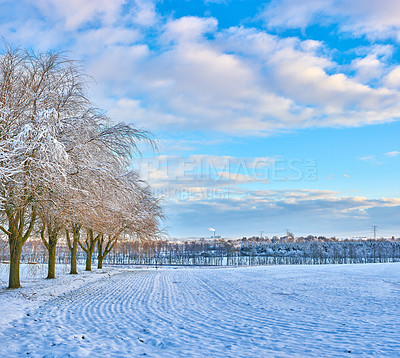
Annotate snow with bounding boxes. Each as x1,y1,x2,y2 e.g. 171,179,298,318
1,263,400,357
0,263,124,331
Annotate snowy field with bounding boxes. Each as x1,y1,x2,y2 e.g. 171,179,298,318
1,263,400,357
0,263,124,330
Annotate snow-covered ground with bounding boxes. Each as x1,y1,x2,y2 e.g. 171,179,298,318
0,263,124,331
1,263,400,357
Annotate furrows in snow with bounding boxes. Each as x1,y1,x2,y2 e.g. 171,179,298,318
1,265,400,357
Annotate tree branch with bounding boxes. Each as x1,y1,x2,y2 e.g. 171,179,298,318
65,229,72,251
22,206,36,243
78,240,88,253
40,225,49,251
0,225,12,237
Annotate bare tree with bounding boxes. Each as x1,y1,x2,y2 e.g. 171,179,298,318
65,224,81,274
96,171,163,269
79,229,100,271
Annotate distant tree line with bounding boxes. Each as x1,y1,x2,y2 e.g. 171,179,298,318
2,236,400,268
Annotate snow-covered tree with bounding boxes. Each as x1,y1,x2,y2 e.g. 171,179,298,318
0,44,162,287
0,46,88,288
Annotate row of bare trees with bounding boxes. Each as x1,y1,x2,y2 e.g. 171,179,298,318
0,44,163,288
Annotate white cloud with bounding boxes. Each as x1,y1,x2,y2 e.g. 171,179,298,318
216,27,400,127
83,22,308,134
217,171,269,183
107,98,187,129
136,154,276,192
165,188,400,236
384,67,400,89
162,16,218,44
81,21,400,135
354,44,394,59
73,27,142,58
2,3,400,136
359,156,375,162
385,151,400,157
358,155,384,165
263,0,328,31
351,55,384,84
32,0,125,30
263,0,400,41
128,0,158,27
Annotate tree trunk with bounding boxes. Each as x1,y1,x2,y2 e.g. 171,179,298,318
98,256,104,269
79,229,99,272
47,243,56,279
67,225,81,275
97,234,105,269
9,239,23,289
70,240,78,274
86,251,92,271
41,226,59,279
4,207,37,289
97,234,118,270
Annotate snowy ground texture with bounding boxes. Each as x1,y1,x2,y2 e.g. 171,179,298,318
1,263,400,357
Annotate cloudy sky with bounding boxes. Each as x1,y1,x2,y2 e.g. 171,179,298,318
2,0,400,238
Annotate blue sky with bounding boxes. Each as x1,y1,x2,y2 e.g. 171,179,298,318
1,0,400,238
